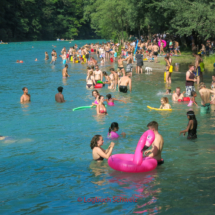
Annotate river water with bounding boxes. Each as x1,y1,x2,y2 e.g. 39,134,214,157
0,40,215,214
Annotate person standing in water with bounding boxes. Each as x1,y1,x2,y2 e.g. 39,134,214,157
144,121,164,165
20,87,31,103
124,51,133,77
62,64,70,78
153,42,159,63
90,135,115,161
179,110,197,139
93,65,103,83
199,82,215,114
172,87,184,101
118,68,132,93
55,86,66,103
185,65,196,96
110,68,119,89
211,74,215,104
135,50,143,74
45,52,49,60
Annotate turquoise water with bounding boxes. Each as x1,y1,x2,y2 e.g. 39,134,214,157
0,40,215,214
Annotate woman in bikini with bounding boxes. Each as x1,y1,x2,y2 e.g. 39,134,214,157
90,135,115,161
92,90,100,106
96,95,107,115
86,70,96,89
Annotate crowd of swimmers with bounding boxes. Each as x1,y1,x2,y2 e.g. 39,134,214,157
11,38,215,165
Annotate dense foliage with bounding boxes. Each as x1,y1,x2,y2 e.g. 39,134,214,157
84,0,215,43
0,0,98,41
1,0,215,42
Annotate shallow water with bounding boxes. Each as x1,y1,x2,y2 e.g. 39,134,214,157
0,41,215,215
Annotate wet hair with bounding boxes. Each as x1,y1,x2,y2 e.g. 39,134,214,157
110,68,114,71
22,87,27,91
89,70,93,76
87,66,90,69
103,71,107,76
187,110,197,122
92,90,99,96
109,122,119,134
106,94,112,100
161,97,169,103
147,121,158,131
58,86,63,92
91,66,94,70
98,95,104,101
167,89,171,93
90,135,102,149
191,91,196,96
65,64,68,68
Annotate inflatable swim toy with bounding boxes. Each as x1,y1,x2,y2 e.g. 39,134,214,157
110,58,114,62
70,56,73,62
158,40,167,48
75,60,79,63
200,62,204,72
147,106,172,111
107,131,119,139
20,60,23,63
96,80,103,84
73,104,106,111
108,130,157,173
178,97,190,102
94,84,103,88
169,65,173,73
133,39,139,62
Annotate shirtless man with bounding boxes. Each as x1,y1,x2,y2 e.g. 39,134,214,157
118,68,132,93
200,44,206,55
110,68,119,89
199,82,215,114
93,65,103,83
147,42,153,60
62,64,70,77
124,52,133,77
172,87,184,101
153,43,159,63
55,86,66,103
144,121,164,165
20,87,31,103
193,52,202,84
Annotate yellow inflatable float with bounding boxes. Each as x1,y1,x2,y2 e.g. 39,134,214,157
147,106,172,111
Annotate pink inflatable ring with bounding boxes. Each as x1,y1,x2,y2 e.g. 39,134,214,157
107,131,119,139
158,40,167,48
94,84,103,88
108,130,157,173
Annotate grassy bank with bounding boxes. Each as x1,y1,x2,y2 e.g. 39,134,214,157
158,51,215,72
158,51,195,66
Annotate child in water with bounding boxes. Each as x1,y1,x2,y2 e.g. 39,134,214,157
160,97,171,109
179,110,197,139
101,57,104,65
188,91,198,107
165,89,171,95
107,122,126,139
105,94,126,106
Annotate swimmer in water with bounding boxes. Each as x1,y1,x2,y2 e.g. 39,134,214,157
105,94,126,106
62,64,70,78
92,90,100,106
172,87,184,101
16,60,19,63
86,70,96,89
188,91,198,107
20,87,31,103
165,89,171,95
35,58,38,61
0,136,6,140
179,110,197,139
118,68,132,93
91,135,115,161
55,86,66,103
211,74,215,104
199,82,215,113
97,95,107,115
45,52,49,60
160,97,171,109
107,122,126,139
144,121,164,165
